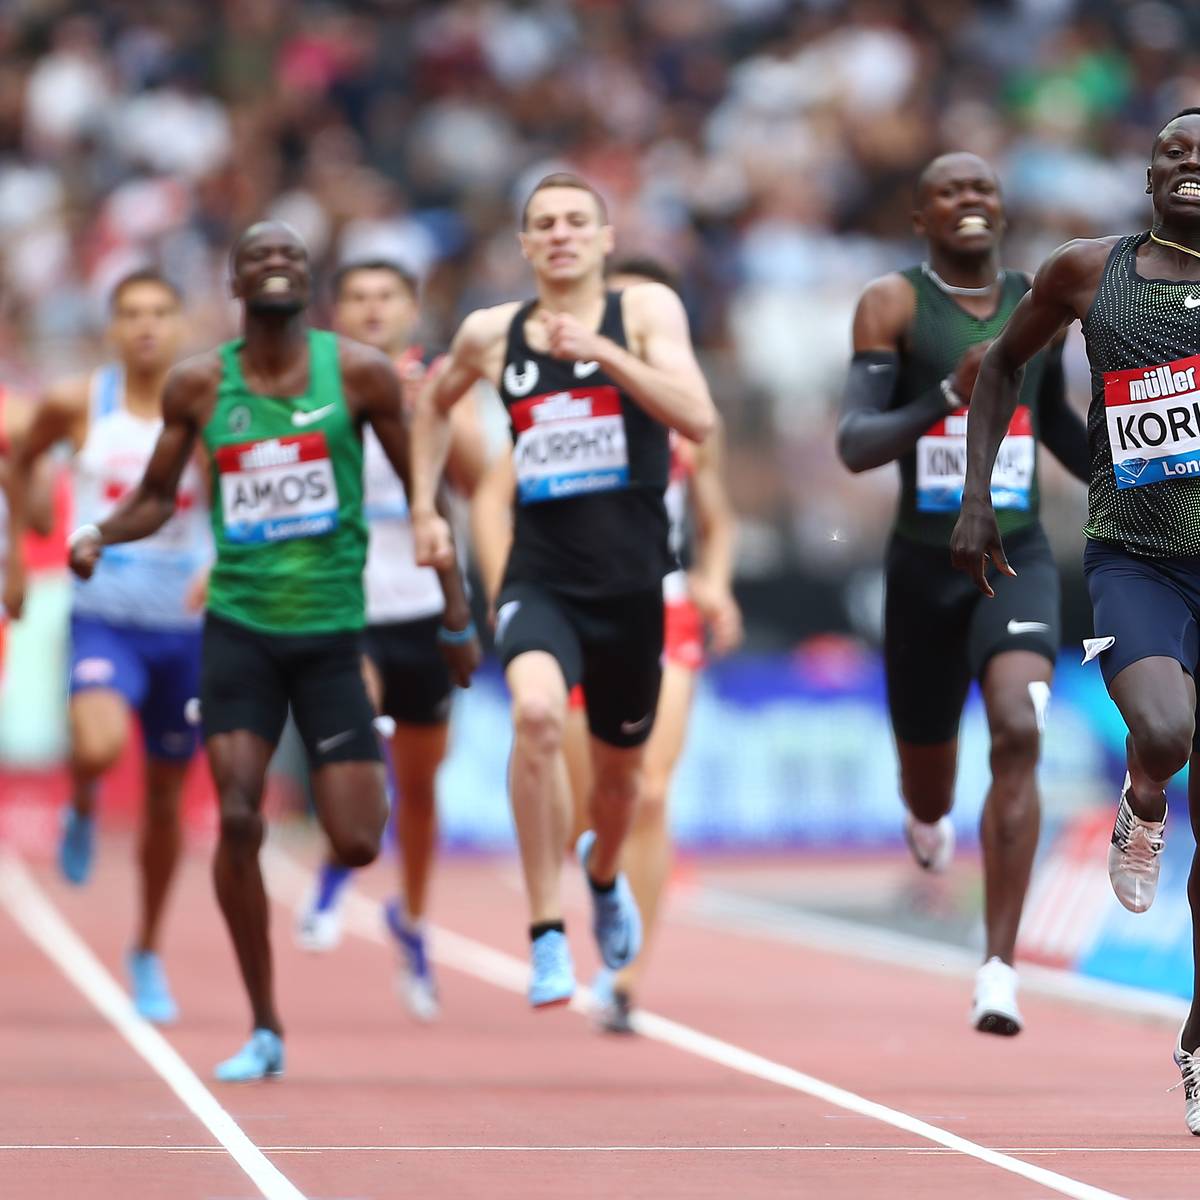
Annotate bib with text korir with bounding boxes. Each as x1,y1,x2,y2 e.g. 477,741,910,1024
1104,354,1200,489
511,384,630,504
216,431,339,543
916,405,1034,512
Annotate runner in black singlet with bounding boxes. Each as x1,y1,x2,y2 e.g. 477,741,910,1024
409,173,716,1009
951,110,1200,1131
839,153,1088,1036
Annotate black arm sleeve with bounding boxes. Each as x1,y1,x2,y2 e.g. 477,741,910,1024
1036,340,1088,483
836,350,950,474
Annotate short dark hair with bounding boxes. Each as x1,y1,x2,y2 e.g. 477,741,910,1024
331,259,418,302
1154,108,1200,155
606,255,680,295
109,269,182,312
520,172,608,229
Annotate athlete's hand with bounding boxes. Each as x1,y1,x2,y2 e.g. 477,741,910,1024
398,358,427,415
690,574,743,657
950,341,991,406
2,559,26,620
950,499,1015,598
413,510,454,570
184,568,209,614
541,312,605,364
437,618,482,688
68,530,103,582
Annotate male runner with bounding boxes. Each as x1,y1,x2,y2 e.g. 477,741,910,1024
6,272,208,1024
838,153,1088,1035
412,174,716,1007
68,222,478,1079
294,259,487,1022
472,256,742,1031
951,109,1200,1125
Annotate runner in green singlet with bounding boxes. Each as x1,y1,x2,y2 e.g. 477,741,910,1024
838,153,1088,1036
67,220,480,1081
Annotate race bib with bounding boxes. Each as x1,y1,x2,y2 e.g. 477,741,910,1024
916,406,1034,512
511,385,629,504
217,433,339,543
1104,355,1200,488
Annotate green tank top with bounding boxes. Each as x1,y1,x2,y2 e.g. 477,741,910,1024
202,329,366,635
893,265,1048,546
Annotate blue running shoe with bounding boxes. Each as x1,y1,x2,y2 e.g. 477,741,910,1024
214,1029,284,1083
127,950,179,1025
529,930,575,1008
58,808,95,886
576,830,642,970
383,899,439,1022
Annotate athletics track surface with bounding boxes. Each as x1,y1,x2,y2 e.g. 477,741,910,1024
1,826,1197,1200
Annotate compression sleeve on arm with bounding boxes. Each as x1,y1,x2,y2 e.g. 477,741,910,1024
1036,340,1088,483
836,350,952,473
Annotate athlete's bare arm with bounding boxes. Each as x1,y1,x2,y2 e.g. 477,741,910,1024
69,354,217,580
546,282,715,443
343,339,480,685
837,274,987,472
411,304,513,567
688,417,743,656
4,377,89,616
470,448,517,616
951,238,1113,594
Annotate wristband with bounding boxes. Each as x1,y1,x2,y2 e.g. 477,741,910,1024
437,619,477,645
68,523,102,550
940,377,965,411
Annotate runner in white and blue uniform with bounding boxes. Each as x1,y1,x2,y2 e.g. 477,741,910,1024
293,260,486,1022
6,271,210,1023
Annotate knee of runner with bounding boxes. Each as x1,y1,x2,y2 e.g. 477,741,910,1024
634,774,669,826
218,804,263,852
329,829,380,869
988,708,1041,772
70,732,124,779
1132,719,1193,783
512,694,565,754
594,764,641,811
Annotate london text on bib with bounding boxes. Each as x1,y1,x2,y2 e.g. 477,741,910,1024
511,385,629,504
1105,354,1200,488
916,406,1034,512
217,433,339,542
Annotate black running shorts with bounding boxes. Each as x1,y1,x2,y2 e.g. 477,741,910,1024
884,523,1060,745
200,612,381,767
494,581,664,748
363,616,453,726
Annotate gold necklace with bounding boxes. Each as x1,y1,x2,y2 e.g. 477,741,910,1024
1150,230,1200,260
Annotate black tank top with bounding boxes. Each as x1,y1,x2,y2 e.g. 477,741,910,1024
1081,233,1200,556
498,292,670,596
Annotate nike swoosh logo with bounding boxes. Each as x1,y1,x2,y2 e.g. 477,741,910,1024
1186,296,1200,309
291,403,336,427
620,714,652,735
1007,619,1050,635
316,729,355,753
866,363,891,373
574,360,600,378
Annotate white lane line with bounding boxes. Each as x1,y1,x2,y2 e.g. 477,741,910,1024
0,851,307,1200
686,888,1191,1025
263,847,1131,1200
0,1143,1192,1154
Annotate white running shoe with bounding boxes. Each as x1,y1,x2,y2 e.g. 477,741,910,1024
1108,775,1166,913
970,957,1023,1036
1172,1027,1200,1136
903,813,955,872
294,887,344,953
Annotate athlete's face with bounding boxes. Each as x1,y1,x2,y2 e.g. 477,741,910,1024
1149,117,1200,225
232,225,311,315
333,269,418,353
519,187,614,285
108,282,183,373
913,156,1004,256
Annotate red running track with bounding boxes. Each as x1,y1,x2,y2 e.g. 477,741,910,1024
1,828,1198,1200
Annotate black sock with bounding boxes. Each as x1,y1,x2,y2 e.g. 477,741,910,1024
530,920,565,942
587,873,616,895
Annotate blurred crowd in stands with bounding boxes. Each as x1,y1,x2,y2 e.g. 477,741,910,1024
2,0,1197,644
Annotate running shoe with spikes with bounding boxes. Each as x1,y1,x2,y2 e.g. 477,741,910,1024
1108,774,1166,913
383,899,439,1022
1172,1027,1200,1136
903,812,955,873
970,956,1023,1037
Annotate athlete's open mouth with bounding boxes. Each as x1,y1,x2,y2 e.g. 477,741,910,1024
261,275,292,294
955,214,990,232
1174,180,1200,200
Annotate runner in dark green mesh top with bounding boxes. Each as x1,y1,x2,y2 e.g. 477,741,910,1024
837,153,1088,1038
951,110,1200,1132
67,220,480,1082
